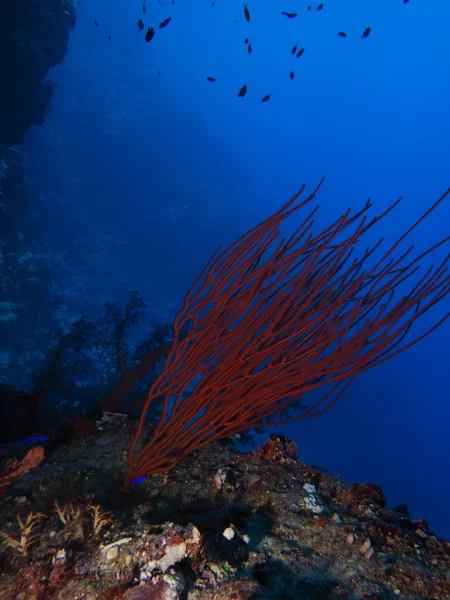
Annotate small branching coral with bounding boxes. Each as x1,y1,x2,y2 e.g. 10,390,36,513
53,500,114,541
0,511,44,558
0,501,117,598
54,500,82,525
87,504,114,535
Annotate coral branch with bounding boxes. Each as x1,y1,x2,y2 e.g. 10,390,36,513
0,446,45,491
125,180,450,486
99,341,173,413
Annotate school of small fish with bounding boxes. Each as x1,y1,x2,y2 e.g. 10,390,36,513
99,0,412,104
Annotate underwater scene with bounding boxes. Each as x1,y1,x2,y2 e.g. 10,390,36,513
0,0,449,598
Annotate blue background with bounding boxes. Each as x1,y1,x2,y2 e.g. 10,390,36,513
24,0,449,538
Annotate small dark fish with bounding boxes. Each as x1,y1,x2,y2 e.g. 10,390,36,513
403,0,410,3
307,4,312,10
337,31,347,38
211,1,215,5
159,17,172,28
145,27,155,42
316,3,324,10
244,3,250,22
296,47,305,58
108,34,111,40
137,18,144,31
361,26,371,39
237,84,247,97
289,71,295,80
206,76,216,82
281,12,297,19
248,42,252,54
261,94,271,103
244,37,249,44
142,2,146,13
94,20,99,26
291,44,297,55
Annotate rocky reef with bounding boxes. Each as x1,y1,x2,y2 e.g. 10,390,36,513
0,422,448,599
0,0,76,386
0,0,76,146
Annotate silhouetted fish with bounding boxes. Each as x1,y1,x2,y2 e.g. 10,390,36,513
262,94,271,103
361,26,371,39
145,27,155,42
159,17,172,28
237,84,247,97
244,3,250,22
338,31,347,38
206,76,216,82
281,12,297,19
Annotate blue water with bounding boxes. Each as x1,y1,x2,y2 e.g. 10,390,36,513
24,0,449,538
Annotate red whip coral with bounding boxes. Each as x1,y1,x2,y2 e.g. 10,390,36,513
125,180,449,486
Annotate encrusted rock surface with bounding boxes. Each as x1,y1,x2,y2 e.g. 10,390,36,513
0,425,449,599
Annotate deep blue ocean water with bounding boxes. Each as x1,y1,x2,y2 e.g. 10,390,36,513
22,0,449,538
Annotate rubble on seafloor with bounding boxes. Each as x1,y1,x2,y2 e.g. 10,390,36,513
0,419,449,600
